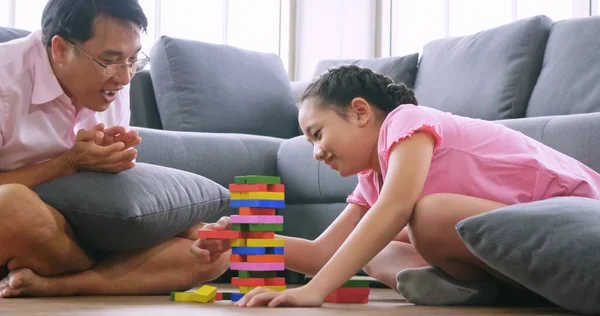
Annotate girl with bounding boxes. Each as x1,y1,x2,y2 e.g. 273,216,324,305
191,65,600,308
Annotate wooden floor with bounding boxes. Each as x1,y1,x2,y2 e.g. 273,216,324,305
0,284,576,316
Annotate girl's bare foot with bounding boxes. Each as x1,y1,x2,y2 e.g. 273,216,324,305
0,268,50,298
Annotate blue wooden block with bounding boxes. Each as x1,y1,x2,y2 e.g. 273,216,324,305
231,293,245,302
230,199,285,208
232,247,266,255
267,247,284,254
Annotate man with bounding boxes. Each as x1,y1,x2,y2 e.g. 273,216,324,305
0,0,228,297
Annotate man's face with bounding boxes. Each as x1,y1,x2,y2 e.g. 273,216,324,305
53,15,142,112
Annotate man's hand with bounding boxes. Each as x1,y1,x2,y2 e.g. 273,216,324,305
92,123,142,149
191,216,232,264
61,128,138,173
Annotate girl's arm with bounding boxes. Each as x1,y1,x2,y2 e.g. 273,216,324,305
278,202,367,276
304,132,435,298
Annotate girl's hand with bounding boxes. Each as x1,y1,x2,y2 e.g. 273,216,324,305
190,216,232,263
235,286,325,308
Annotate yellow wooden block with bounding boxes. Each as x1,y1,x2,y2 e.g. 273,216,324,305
240,285,287,294
171,292,198,302
246,238,284,247
194,285,217,303
230,238,246,247
230,192,285,200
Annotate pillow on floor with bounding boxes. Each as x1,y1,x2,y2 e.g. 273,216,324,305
32,163,229,253
456,197,600,315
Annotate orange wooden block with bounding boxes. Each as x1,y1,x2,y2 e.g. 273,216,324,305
265,277,286,286
239,207,276,216
240,231,275,239
247,254,284,263
231,277,266,286
230,254,245,262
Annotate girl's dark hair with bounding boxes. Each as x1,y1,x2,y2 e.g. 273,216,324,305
41,0,148,48
299,65,418,116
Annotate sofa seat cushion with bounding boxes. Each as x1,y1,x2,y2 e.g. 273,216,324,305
414,15,552,120
456,197,600,315
149,36,299,139
32,163,229,252
526,16,600,117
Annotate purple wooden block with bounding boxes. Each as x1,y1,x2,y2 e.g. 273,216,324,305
231,215,284,224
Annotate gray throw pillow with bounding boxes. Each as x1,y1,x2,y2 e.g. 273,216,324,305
32,163,229,253
456,197,600,315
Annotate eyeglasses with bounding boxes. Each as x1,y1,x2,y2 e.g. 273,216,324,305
67,39,150,77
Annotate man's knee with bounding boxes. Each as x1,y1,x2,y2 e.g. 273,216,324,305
408,194,454,258
0,184,57,249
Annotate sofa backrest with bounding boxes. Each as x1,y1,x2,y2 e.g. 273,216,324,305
525,16,600,117
413,15,552,120
0,26,29,43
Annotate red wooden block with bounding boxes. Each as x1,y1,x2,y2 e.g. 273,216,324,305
240,231,275,239
265,277,286,286
230,254,245,262
215,292,223,300
229,184,285,193
231,277,266,286
330,287,370,296
239,208,276,216
197,229,241,239
267,184,285,192
325,294,369,303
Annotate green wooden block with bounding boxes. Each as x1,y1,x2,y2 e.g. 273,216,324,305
237,271,278,278
230,224,243,231
221,292,232,300
234,176,247,184
249,223,283,232
341,279,370,288
244,175,281,185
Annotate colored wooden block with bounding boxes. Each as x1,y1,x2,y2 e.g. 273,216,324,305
231,277,266,286
231,215,284,224
238,270,278,278
231,293,245,302
331,287,370,296
267,247,284,254
220,292,232,300
230,239,246,247
235,175,281,185
246,238,284,247
240,285,286,294
240,231,275,239
197,229,241,239
194,285,217,303
230,262,285,271
230,254,245,262
215,292,222,300
230,224,284,232
230,199,285,208
229,184,285,193
325,295,369,304
247,254,284,263
239,207,276,216
265,277,286,286
341,279,370,288
231,192,284,201
170,292,197,302
231,247,265,255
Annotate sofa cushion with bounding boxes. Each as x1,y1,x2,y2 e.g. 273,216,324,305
414,15,552,120
149,36,299,139
311,54,420,87
0,27,29,43
526,16,600,117
32,163,229,253
456,197,600,315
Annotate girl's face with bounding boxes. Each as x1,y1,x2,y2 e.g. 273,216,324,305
298,97,380,176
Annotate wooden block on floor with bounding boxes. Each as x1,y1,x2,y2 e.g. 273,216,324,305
170,292,198,302
231,215,284,224
331,287,370,296
231,192,284,200
239,285,286,294
247,254,284,263
197,229,241,239
194,285,217,303
341,279,370,288
234,175,281,185
230,262,285,271
231,293,244,302
325,295,369,304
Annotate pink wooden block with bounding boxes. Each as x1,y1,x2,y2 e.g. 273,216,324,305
230,262,285,271
230,215,284,224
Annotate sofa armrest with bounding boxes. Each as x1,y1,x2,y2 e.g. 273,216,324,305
133,127,284,188
289,80,312,103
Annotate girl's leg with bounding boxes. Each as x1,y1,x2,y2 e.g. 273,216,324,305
397,193,517,305
362,239,428,290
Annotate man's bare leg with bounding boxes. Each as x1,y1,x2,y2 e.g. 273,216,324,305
1,236,229,297
0,184,95,277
